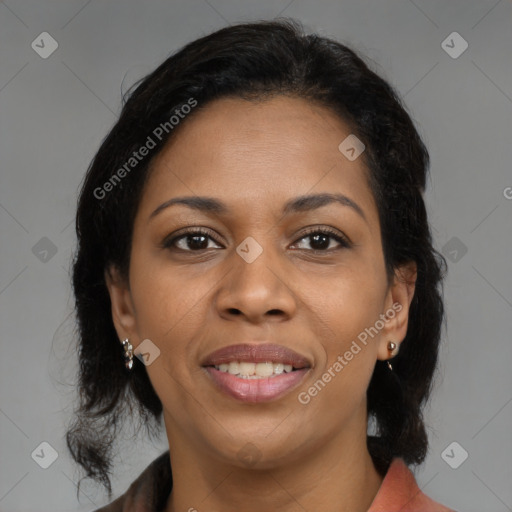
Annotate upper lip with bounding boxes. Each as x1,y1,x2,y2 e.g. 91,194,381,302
201,343,312,369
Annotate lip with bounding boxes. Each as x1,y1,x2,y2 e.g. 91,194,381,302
203,366,310,403
201,343,312,403
201,343,312,368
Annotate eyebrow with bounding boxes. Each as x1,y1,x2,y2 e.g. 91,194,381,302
149,193,367,222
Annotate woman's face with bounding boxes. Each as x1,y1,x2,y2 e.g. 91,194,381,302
107,95,415,469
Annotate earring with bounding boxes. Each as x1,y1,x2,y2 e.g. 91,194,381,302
121,338,134,370
387,341,397,371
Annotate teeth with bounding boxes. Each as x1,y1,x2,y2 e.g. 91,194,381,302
228,362,239,375
239,362,256,376
213,361,295,378
254,362,274,377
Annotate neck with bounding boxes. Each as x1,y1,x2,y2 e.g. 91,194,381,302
163,409,384,512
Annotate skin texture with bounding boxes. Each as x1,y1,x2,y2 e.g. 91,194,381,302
106,95,417,512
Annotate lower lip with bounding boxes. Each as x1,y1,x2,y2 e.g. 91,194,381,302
203,367,309,403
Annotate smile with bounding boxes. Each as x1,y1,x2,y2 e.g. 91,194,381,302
203,365,310,403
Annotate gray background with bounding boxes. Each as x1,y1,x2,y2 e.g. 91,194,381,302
1,1,511,511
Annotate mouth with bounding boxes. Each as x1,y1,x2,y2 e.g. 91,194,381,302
201,343,312,403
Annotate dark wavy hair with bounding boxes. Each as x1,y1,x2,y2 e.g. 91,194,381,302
66,18,447,498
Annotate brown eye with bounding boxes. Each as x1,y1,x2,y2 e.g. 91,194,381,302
162,228,223,252
291,228,351,252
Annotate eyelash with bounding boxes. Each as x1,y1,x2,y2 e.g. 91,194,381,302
162,226,351,253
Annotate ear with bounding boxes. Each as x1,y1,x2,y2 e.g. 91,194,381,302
104,265,138,343
376,261,417,362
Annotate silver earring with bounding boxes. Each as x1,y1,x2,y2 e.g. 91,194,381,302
121,338,134,370
387,341,397,371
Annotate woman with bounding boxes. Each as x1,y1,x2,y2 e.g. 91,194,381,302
67,18,455,512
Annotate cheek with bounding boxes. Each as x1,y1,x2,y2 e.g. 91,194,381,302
128,245,204,338
313,259,387,385
305,283,382,417
127,250,217,395
316,264,386,337
128,258,208,406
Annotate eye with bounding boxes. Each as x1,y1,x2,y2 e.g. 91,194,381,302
162,226,351,253
162,228,223,252
290,227,351,252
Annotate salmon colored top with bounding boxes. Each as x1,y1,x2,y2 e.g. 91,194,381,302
95,451,457,511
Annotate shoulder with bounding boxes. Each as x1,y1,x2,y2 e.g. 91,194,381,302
368,457,458,512
92,451,172,512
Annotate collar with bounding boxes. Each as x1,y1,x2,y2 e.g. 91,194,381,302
367,457,456,511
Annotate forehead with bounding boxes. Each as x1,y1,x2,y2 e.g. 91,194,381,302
139,95,378,226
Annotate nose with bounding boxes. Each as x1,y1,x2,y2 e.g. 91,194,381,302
215,242,297,324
